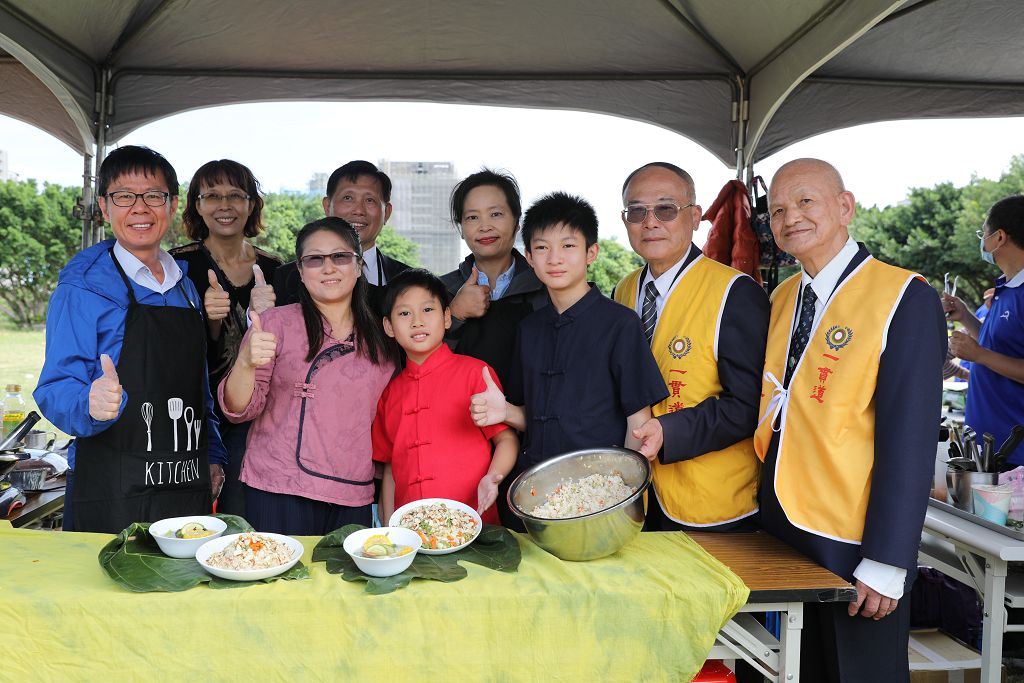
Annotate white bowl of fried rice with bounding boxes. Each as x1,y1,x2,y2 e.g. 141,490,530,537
389,498,483,555
195,532,303,581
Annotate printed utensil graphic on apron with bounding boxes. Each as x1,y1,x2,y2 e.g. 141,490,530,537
193,417,202,448
141,402,154,452
184,406,194,451
168,398,183,451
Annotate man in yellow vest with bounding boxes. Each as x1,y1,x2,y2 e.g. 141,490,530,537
755,158,945,682
616,162,768,531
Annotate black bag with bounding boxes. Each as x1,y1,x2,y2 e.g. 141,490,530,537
910,567,982,648
750,176,797,292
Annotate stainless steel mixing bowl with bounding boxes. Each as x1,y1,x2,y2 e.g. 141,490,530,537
507,447,652,561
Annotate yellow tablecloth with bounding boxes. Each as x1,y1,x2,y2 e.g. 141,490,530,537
1,522,748,682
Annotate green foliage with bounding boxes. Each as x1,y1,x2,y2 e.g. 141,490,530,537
98,515,310,592
313,524,521,595
376,225,421,267
850,155,1024,306
251,192,324,260
0,180,83,328
588,237,644,295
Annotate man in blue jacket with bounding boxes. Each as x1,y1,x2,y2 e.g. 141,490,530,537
35,145,226,533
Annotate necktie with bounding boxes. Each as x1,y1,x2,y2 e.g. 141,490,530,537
641,281,659,345
784,284,818,387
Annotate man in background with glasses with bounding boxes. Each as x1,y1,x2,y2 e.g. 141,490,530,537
35,145,227,533
273,160,411,312
944,195,1024,465
613,162,768,532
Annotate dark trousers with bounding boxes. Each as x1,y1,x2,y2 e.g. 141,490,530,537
216,421,250,516
736,589,911,682
801,597,912,683
62,469,75,531
243,484,372,536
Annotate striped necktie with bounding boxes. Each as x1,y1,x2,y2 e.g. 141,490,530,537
641,281,659,345
784,284,818,387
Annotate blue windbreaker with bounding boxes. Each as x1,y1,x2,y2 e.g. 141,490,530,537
34,240,227,469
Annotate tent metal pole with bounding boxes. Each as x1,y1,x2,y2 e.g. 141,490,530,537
79,152,93,251
90,68,110,248
734,75,748,179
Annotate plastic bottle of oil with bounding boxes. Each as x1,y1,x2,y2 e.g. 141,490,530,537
3,384,27,439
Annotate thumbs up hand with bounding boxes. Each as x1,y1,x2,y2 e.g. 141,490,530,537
239,310,277,368
450,265,491,321
89,353,123,421
470,367,507,427
204,269,231,321
249,263,276,314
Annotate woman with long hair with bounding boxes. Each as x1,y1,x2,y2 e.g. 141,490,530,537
171,159,282,515
219,218,399,534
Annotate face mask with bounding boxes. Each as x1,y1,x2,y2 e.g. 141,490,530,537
980,233,997,265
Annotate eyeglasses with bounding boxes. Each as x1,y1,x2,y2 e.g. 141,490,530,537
977,229,1002,240
199,192,251,206
106,191,170,207
622,202,695,224
298,251,359,269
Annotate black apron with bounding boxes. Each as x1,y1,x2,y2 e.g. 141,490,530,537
72,250,212,533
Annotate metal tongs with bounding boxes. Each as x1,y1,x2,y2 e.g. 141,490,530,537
944,272,960,318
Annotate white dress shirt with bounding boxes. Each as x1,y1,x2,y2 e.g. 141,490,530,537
635,248,700,318
362,246,383,286
113,242,183,294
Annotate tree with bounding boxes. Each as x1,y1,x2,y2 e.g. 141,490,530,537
849,156,1024,307
253,192,323,260
0,180,82,328
250,193,420,267
851,182,991,305
588,237,644,295
376,225,420,267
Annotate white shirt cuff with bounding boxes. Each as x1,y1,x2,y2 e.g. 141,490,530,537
853,558,907,599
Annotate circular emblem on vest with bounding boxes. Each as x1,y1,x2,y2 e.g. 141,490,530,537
824,325,853,350
668,335,692,359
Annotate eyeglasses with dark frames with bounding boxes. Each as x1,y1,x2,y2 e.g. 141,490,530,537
298,251,359,269
106,191,170,208
621,202,695,224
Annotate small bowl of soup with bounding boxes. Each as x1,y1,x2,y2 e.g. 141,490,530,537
342,526,422,577
149,515,227,558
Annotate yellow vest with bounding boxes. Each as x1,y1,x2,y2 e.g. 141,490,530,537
753,257,921,543
615,256,760,526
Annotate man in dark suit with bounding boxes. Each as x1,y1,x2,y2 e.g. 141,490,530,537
754,158,945,682
273,160,411,310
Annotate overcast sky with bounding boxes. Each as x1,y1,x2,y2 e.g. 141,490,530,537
2,102,1022,247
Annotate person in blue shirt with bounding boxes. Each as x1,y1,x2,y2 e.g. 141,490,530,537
469,191,668,529
35,145,227,533
944,195,1024,464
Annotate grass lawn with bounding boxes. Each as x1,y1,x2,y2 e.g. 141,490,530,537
0,322,66,439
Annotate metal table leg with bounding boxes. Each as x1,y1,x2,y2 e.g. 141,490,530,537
980,556,1007,683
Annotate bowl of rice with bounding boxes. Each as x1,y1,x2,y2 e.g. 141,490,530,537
195,532,303,581
389,498,483,555
507,447,652,561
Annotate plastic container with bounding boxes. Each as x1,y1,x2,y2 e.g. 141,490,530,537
3,384,27,439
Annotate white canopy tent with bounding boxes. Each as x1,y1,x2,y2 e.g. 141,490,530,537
1,0,1023,245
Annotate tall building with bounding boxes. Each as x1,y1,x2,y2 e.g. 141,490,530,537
378,160,460,274
307,172,328,197
0,149,9,181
